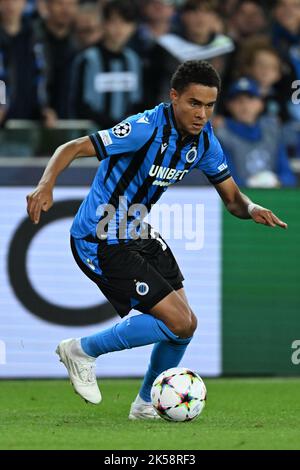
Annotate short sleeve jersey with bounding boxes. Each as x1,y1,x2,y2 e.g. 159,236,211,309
71,103,231,243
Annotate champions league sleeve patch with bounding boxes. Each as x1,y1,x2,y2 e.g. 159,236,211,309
112,122,132,138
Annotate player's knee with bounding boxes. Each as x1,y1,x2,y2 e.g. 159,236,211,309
189,311,198,336
179,311,197,338
175,310,197,338
168,306,197,338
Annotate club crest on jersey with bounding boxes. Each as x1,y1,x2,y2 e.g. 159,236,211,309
112,122,131,138
185,147,197,164
136,281,149,296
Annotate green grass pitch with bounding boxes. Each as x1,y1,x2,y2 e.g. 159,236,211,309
1,378,300,450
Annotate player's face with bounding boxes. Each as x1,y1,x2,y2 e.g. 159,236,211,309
170,84,218,137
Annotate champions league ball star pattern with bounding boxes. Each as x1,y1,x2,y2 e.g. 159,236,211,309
112,122,132,138
151,367,207,422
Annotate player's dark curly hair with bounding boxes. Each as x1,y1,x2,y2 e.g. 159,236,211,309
171,61,221,94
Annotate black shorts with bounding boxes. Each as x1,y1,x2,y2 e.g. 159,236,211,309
71,234,184,318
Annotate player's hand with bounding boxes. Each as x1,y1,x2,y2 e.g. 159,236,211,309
250,206,288,229
26,184,53,224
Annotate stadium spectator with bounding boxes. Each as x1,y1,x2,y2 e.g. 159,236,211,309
272,0,300,51
74,2,103,50
146,0,234,106
33,0,79,120
69,0,142,128
220,1,268,107
271,0,300,122
227,0,268,42
129,0,176,58
216,78,297,187
235,36,287,120
0,0,48,125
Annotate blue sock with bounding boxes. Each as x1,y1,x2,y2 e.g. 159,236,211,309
81,314,180,358
138,337,192,402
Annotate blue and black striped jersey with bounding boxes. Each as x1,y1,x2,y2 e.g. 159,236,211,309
70,103,231,243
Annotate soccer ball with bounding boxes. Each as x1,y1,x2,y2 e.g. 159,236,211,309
151,367,206,422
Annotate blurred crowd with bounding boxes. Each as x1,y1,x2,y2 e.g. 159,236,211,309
0,0,300,186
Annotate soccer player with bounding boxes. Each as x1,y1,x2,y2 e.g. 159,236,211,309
26,60,287,420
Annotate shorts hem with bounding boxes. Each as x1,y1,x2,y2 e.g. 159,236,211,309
173,281,184,291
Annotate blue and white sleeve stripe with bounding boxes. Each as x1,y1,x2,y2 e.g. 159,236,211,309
204,167,231,185
89,133,108,161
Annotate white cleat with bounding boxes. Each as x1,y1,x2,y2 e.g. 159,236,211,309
128,401,160,420
56,338,101,405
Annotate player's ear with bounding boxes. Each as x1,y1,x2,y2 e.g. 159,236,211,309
170,88,179,103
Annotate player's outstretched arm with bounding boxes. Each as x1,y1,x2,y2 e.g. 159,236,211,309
27,136,96,224
215,177,288,229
